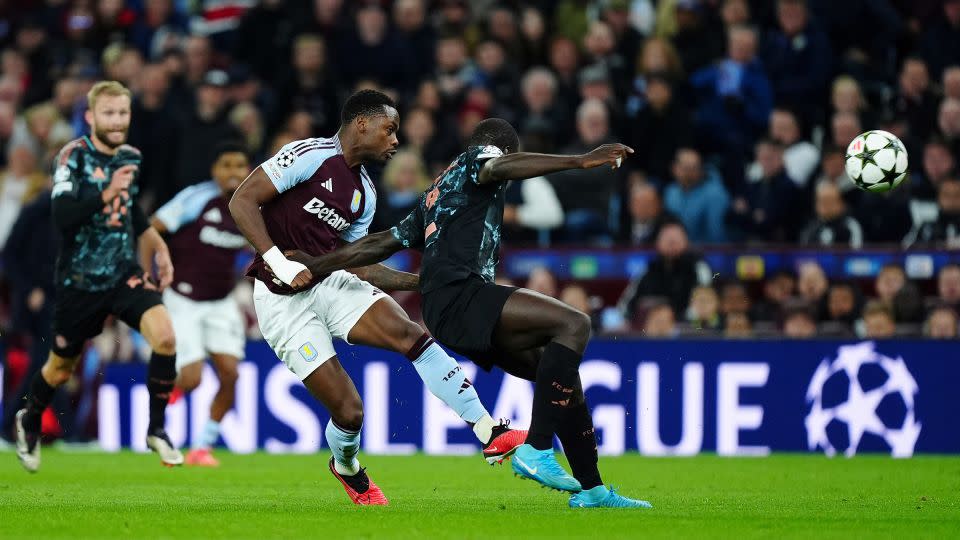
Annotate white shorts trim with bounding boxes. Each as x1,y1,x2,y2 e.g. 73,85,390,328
163,288,246,372
252,271,386,380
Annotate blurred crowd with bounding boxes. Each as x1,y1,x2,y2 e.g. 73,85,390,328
0,0,959,343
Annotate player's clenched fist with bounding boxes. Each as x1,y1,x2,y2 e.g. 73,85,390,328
579,143,634,170
101,164,138,203
263,246,312,288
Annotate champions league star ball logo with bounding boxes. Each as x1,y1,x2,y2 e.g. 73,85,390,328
276,150,297,169
805,342,921,457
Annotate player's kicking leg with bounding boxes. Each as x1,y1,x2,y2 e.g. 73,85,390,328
493,318,651,508
14,351,78,473
137,305,184,466
303,357,388,505
175,354,239,467
345,285,526,463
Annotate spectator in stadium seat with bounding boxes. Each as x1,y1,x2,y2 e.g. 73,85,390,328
173,69,242,191
373,150,432,231
669,0,725,75
550,98,623,242
9,102,74,165
400,107,457,175
600,0,644,75
862,300,897,338
919,0,960,78
893,57,939,142
231,0,293,83
782,304,817,338
829,111,862,148
485,5,525,66
623,180,676,246
852,171,914,244
577,64,626,138
903,179,960,249
937,98,960,158
813,145,859,206
752,270,795,322
727,139,800,243
619,221,713,318
643,301,679,338
183,36,213,87
830,76,876,136
924,305,959,338
582,20,630,99
337,5,416,92
0,144,46,250
723,310,753,338
938,263,960,311
800,182,865,249
128,62,179,209
911,139,956,203
797,261,828,319
627,74,694,183
435,36,476,103
761,108,820,188
686,285,722,331
229,102,265,162
517,67,572,150
944,66,960,101
761,0,832,121
0,102,15,168
519,7,549,68
690,24,771,158
393,0,436,82
503,172,565,246
874,263,925,323
474,40,520,120
273,33,339,136
548,36,582,111
663,147,729,244
825,281,862,331
525,267,559,299
719,281,751,318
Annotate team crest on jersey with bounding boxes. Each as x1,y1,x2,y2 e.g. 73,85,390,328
54,165,70,183
350,189,362,213
276,150,297,169
299,342,318,362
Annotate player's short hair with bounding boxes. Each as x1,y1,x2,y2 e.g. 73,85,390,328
341,89,396,125
468,118,519,153
87,80,131,110
213,140,250,162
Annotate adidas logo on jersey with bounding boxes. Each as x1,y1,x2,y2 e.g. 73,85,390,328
303,197,351,231
322,178,334,192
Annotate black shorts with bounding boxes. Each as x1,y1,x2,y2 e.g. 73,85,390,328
51,277,163,357
422,276,517,371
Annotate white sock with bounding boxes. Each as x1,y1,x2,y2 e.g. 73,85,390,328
194,419,221,450
473,415,497,445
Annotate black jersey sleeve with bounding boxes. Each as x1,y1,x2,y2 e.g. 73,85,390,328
50,144,104,230
390,197,426,250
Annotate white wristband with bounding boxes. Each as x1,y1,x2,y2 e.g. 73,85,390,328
262,246,285,269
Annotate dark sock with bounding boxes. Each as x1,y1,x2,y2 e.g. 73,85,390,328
147,352,176,433
526,342,581,450
22,373,57,433
557,381,603,490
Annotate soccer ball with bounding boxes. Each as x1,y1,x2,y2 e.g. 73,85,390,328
844,130,909,193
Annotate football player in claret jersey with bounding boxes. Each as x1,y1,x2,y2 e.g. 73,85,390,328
150,142,251,467
229,90,524,505
14,81,183,471
289,119,652,509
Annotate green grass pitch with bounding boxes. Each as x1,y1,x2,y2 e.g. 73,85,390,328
1,450,958,539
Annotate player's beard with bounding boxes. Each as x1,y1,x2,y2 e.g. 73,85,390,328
94,126,128,149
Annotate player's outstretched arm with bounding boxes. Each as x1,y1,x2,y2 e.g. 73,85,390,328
349,264,419,292
229,167,311,288
477,143,633,185
287,230,404,278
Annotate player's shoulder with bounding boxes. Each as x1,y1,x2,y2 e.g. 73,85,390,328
56,137,91,162
173,180,220,201
275,137,340,164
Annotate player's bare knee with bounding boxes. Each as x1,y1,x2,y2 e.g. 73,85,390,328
217,363,239,387
45,366,73,387
151,331,176,356
334,403,364,432
177,370,201,392
560,310,592,348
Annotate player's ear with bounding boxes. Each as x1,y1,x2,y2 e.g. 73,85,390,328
355,116,367,134
84,108,94,128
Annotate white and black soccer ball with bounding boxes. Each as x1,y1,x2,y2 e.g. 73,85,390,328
844,130,909,193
